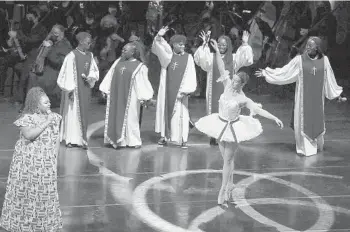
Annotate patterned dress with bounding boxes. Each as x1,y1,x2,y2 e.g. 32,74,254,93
0,113,63,232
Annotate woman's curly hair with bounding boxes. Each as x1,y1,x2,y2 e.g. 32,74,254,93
20,87,47,116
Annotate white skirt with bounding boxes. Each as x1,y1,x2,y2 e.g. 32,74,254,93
195,113,263,143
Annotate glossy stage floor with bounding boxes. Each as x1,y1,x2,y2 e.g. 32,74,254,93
0,92,350,232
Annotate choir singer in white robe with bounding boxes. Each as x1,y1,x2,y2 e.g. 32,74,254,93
100,42,154,149
152,26,197,148
255,37,346,157
57,32,99,149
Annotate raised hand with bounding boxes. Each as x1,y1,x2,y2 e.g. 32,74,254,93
242,31,250,44
254,68,265,78
199,31,207,43
157,26,169,37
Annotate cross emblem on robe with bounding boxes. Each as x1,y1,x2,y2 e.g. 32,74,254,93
171,62,178,70
311,67,317,76
120,66,126,75
84,62,89,71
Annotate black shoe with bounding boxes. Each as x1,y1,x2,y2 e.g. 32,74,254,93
181,142,188,148
189,120,195,129
158,138,167,145
209,138,218,146
129,145,141,149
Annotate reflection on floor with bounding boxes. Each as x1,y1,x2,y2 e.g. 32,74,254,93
0,94,350,232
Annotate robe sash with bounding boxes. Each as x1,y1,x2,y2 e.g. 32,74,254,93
106,60,142,146
301,53,325,140
165,53,189,138
72,50,92,144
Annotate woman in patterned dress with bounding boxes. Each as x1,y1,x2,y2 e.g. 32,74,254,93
0,87,63,231
195,39,284,207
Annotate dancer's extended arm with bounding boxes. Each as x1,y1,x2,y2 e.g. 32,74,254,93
210,39,231,88
246,98,283,128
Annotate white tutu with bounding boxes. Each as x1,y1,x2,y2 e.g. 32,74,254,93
195,113,263,143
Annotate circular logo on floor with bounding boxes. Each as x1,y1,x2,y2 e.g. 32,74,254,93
132,169,350,232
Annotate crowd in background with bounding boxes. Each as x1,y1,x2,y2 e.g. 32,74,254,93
0,1,143,108
0,1,340,109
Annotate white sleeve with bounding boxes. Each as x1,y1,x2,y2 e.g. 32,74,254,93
57,52,76,92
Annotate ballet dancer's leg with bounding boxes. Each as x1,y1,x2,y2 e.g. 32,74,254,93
218,141,238,205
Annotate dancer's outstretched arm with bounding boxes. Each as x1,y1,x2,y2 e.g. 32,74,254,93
210,39,225,76
246,98,283,128
210,39,231,88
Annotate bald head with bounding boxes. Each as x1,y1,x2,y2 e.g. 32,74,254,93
121,43,137,60
50,24,65,42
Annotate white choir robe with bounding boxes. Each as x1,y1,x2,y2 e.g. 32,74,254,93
194,44,254,114
152,37,197,144
99,59,154,147
57,51,99,146
262,55,343,156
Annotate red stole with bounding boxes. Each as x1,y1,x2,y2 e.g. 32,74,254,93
211,53,233,114
72,50,92,144
165,53,189,138
106,60,142,145
301,54,325,140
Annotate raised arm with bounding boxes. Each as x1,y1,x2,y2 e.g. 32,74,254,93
209,39,231,88
233,31,254,72
151,26,172,68
193,30,213,72
210,39,226,76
